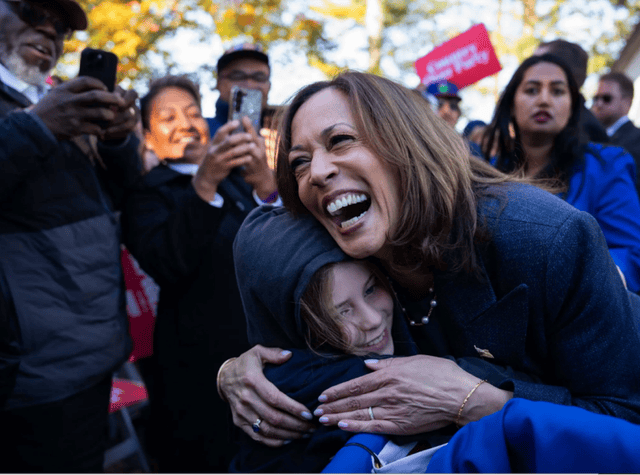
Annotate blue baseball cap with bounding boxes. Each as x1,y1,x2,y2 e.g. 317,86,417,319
426,81,461,100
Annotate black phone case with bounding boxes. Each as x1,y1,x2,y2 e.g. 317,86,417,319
78,48,118,92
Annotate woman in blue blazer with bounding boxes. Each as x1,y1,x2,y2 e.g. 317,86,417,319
484,53,640,292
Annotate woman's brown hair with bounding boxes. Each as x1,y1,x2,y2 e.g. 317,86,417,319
276,71,510,277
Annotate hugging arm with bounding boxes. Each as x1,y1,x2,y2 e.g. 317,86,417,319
312,212,640,433
218,345,316,447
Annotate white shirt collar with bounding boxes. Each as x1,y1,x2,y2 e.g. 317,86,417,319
607,116,630,137
0,62,49,104
166,162,199,176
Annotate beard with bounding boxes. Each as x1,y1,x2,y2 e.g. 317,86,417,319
0,48,49,87
0,26,50,87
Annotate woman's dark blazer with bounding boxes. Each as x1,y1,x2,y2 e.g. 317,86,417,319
241,184,640,424
407,183,640,422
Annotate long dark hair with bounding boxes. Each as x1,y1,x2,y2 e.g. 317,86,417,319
483,54,583,186
276,71,513,277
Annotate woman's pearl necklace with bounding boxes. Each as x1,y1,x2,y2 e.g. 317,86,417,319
407,287,437,326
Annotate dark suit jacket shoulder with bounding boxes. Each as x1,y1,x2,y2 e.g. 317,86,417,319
611,120,640,193
428,183,640,423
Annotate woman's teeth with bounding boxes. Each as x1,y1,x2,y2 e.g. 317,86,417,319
340,211,367,229
327,194,367,215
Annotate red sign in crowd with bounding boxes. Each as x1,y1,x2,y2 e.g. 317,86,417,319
415,23,502,90
121,247,158,361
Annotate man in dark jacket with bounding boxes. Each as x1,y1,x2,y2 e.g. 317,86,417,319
534,39,610,144
0,0,140,471
592,71,640,195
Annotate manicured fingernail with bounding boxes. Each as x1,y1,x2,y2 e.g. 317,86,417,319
338,421,349,428
364,359,379,364
301,411,313,420
283,439,292,445
319,416,329,423
281,350,292,356
313,408,323,416
318,394,328,403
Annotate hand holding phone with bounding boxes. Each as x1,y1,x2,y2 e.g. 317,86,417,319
78,48,119,130
78,48,118,92
228,86,263,134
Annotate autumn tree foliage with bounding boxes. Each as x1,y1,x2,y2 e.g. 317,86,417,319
57,0,198,82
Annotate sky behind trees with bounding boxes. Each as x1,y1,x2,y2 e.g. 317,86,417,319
66,0,640,126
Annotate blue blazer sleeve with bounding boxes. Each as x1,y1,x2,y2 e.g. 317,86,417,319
426,398,640,473
566,143,640,292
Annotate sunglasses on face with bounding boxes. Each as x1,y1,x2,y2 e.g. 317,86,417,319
593,94,613,104
221,71,269,84
4,0,72,40
438,98,461,113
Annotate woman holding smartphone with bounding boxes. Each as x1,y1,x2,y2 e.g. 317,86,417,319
121,74,276,472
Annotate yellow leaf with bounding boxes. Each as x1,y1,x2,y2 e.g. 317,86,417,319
309,56,342,78
237,13,255,27
88,2,135,29
310,0,365,21
111,30,142,57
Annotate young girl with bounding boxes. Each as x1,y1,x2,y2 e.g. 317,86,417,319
229,206,538,473
300,260,395,357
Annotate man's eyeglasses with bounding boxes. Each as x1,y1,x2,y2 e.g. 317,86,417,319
221,71,270,84
4,0,73,40
593,94,613,104
438,98,461,113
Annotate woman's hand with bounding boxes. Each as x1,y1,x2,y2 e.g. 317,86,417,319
219,345,317,447
192,120,255,202
314,355,513,435
237,116,278,202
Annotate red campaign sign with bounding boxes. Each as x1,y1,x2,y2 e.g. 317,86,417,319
121,247,158,361
109,379,148,413
415,23,502,90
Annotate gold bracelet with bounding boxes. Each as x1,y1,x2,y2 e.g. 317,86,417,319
456,379,487,428
216,357,237,402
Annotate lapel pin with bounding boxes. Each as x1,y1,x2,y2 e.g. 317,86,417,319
474,345,494,359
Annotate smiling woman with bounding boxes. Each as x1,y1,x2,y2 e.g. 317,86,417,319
121,74,261,471
218,71,640,465
140,76,209,162
484,53,640,292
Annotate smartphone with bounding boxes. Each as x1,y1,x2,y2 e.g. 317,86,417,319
228,86,263,134
78,47,118,92
78,48,118,129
